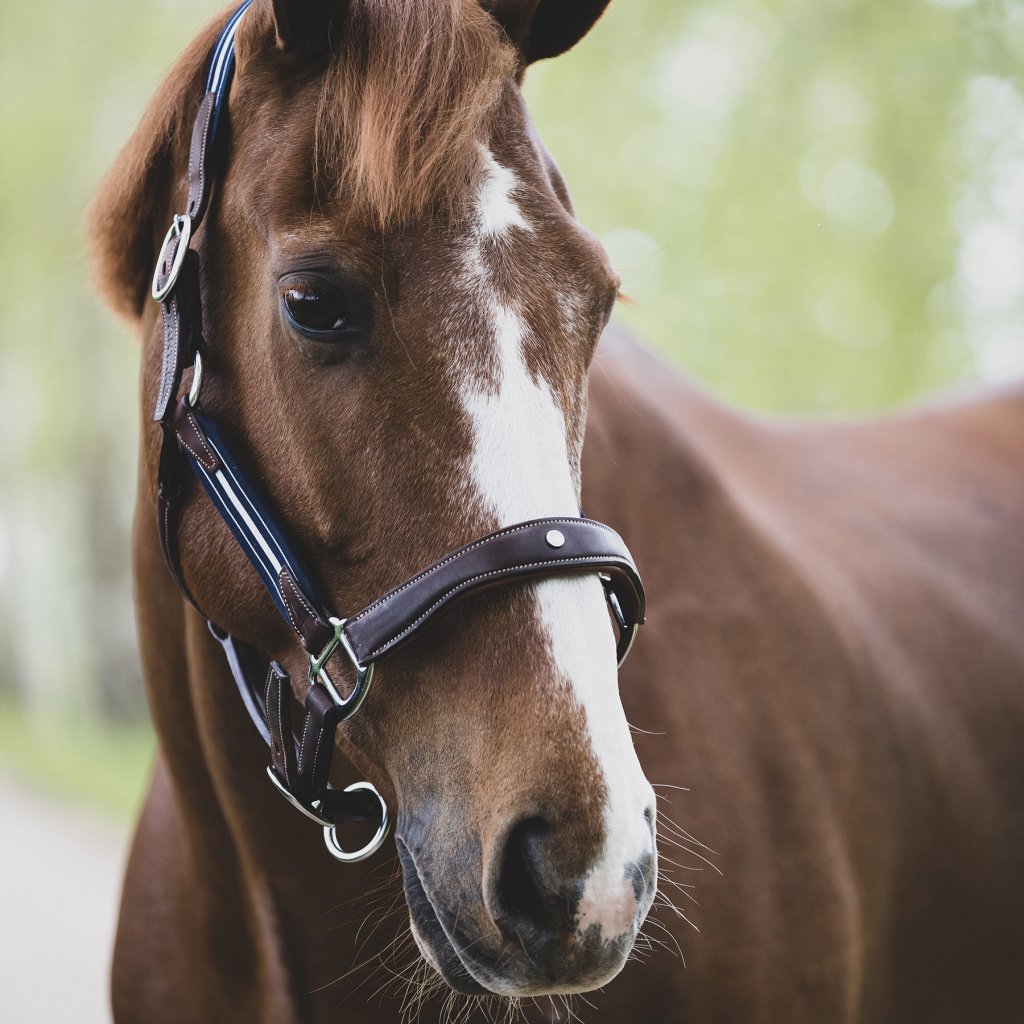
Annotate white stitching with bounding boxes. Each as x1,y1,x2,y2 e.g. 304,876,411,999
349,519,612,623
184,411,218,468
157,297,179,414
362,555,628,660
310,716,329,787
298,706,314,776
281,570,319,629
177,434,215,471
265,670,291,787
278,573,304,638
188,95,214,217
160,501,173,564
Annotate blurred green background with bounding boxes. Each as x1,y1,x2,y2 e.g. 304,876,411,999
1,0,1022,817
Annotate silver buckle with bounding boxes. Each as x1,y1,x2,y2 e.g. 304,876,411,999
151,213,192,302
308,616,375,719
266,766,332,826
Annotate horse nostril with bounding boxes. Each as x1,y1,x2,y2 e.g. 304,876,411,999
492,816,570,941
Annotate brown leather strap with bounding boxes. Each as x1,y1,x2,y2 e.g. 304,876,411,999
265,662,298,791
296,683,347,803
279,567,335,655
154,251,203,423
185,92,218,224
172,397,220,473
214,631,382,825
342,518,645,665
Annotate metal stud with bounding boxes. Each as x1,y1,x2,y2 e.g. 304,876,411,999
545,529,566,549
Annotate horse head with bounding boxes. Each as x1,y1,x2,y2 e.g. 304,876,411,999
92,0,655,998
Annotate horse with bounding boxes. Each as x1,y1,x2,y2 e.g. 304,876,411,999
89,1,1024,1021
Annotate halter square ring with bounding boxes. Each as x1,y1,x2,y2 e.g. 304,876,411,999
308,616,375,720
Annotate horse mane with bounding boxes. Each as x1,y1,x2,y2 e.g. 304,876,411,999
88,0,515,320
315,0,516,225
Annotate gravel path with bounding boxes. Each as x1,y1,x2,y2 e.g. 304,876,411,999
0,772,129,1023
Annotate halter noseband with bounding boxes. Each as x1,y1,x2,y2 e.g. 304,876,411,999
149,1,646,864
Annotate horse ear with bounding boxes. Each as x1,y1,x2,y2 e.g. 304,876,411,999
86,24,216,322
266,0,348,50
485,0,611,64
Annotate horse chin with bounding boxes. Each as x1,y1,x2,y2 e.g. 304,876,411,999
397,838,492,995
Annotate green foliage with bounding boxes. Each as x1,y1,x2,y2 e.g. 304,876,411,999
1,0,1022,812
525,0,1024,412
0,695,154,818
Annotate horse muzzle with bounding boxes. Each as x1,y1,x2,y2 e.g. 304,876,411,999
396,808,657,997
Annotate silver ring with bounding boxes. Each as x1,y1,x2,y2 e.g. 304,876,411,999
323,782,390,863
151,214,192,302
617,621,639,667
187,351,204,408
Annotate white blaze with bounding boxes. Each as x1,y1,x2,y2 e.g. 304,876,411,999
476,149,532,238
460,151,654,941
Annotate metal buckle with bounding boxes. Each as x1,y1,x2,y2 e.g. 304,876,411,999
600,574,637,667
308,616,375,719
266,766,333,826
323,782,391,863
151,213,192,302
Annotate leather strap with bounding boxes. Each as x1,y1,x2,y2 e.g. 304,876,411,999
211,628,382,825
173,400,334,650
173,403,645,668
342,518,645,665
174,393,645,665
265,661,298,790
185,92,218,224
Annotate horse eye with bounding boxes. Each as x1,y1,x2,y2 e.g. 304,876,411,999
282,281,352,336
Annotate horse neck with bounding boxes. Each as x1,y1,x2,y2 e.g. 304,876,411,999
130,483,394,1012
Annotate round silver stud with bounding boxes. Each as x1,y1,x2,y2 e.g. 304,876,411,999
545,529,566,549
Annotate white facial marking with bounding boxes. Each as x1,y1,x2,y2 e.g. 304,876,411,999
459,152,654,943
476,148,532,239
462,304,578,519
537,579,655,940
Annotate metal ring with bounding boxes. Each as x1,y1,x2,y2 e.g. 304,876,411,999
323,782,391,863
151,214,192,302
617,621,639,667
309,617,375,719
187,351,204,408
600,575,637,666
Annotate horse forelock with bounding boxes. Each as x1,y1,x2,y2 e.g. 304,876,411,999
313,0,517,226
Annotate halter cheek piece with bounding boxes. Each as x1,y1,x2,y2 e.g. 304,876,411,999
149,0,647,864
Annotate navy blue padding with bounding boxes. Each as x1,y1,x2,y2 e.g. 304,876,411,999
205,1,253,146
182,407,328,633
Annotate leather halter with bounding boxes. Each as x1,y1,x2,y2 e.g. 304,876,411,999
150,1,646,863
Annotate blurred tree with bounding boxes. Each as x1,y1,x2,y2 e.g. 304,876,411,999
526,0,1024,412
0,0,1021,728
